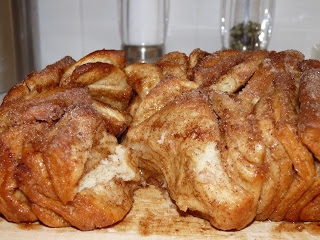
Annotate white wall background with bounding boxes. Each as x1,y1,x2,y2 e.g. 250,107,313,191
35,0,320,70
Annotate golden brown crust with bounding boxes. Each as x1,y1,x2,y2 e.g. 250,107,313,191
3,47,320,232
156,51,189,80
210,50,268,93
2,56,76,105
299,59,320,72
270,72,315,221
125,62,163,99
0,49,139,230
130,75,199,126
91,100,132,137
253,87,294,221
0,124,43,223
60,49,126,86
193,49,248,87
123,48,320,230
238,50,304,105
188,48,210,73
62,60,133,111
298,69,320,160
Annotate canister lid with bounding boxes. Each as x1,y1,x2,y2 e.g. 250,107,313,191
122,45,164,65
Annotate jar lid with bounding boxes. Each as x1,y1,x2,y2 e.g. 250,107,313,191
122,45,164,65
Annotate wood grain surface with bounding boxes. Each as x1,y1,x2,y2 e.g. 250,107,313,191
1,185,320,240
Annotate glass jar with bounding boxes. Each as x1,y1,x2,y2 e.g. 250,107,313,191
220,0,275,51
120,0,170,65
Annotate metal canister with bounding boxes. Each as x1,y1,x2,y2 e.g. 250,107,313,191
0,0,39,93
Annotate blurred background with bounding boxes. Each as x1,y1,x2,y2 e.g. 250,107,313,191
6,0,320,72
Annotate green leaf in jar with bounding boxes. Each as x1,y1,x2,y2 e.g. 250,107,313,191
229,21,261,51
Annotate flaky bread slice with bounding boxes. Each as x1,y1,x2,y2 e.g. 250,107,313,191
130,75,198,126
155,51,189,80
0,59,139,230
238,50,304,105
206,89,265,225
299,59,320,72
0,87,92,132
125,62,163,99
286,161,320,221
253,85,294,221
210,50,268,93
0,124,43,223
299,161,320,221
237,51,276,104
60,49,126,86
237,51,306,220
269,71,315,221
60,57,133,111
193,50,250,87
41,104,114,204
188,48,210,72
126,90,264,231
92,100,132,137
2,56,75,104
88,84,132,111
11,100,139,230
285,67,320,221
298,68,320,160
16,126,139,230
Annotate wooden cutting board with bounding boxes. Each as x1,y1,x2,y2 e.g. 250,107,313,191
1,185,320,240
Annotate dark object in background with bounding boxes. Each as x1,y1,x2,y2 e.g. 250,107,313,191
0,0,39,92
229,20,261,50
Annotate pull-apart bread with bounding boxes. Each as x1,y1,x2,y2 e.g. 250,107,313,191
1,48,320,231
0,50,139,230
124,49,320,230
